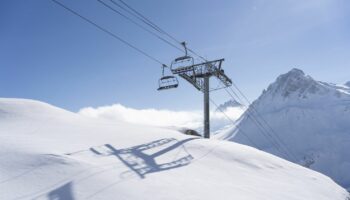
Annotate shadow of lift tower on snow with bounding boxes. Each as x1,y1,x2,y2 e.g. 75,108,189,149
47,182,75,200
90,138,197,179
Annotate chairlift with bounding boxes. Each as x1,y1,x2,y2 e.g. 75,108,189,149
170,42,194,74
157,64,179,91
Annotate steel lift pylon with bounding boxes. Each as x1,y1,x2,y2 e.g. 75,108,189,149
157,42,232,138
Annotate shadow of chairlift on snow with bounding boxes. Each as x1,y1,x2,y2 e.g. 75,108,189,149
90,138,197,179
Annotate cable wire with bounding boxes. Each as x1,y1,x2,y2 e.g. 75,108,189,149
209,98,261,149
51,0,164,65
97,0,185,53
225,85,299,161
223,87,297,161
110,0,208,62
111,0,167,36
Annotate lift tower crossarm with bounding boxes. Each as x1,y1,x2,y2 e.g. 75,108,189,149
171,59,231,92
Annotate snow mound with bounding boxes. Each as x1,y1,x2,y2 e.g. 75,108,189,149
0,98,349,199
223,68,350,191
0,98,75,119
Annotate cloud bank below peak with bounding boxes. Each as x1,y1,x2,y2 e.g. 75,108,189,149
78,103,244,131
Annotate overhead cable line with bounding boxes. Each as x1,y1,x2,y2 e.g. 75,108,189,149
224,88,284,153
213,81,296,161
209,98,261,149
110,0,208,62
96,0,185,53
50,0,164,65
214,80,297,160
111,0,166,36
223,87,297,161
226,85,299,161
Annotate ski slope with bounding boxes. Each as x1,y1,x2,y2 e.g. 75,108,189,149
222,69,350,191
0,98,349,200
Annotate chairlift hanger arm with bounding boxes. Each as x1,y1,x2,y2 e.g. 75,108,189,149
181,41,188,56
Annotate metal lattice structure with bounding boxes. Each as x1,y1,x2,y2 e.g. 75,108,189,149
158,42,232,138
171,58,232,91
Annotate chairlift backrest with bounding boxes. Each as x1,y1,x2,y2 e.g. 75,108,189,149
157,76,179,91
170,56,194,74
175,55,192,62
160,75,176,80
157,65,179,91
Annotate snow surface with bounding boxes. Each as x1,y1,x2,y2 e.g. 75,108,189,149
0,98,349,200
222,68,350,191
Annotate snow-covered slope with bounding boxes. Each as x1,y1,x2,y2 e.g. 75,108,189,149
0,98,349,199
222,69,350,191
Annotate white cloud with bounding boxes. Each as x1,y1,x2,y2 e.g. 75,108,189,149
78,104,245,132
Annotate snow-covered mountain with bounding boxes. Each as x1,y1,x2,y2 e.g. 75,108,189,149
222,68,350,191
345,81,350,87
0,98,349,199
216,99,243,111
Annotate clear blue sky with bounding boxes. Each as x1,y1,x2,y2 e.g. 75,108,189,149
1,0,349,111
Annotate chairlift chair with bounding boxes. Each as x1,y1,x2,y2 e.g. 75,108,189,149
157,64,179,91
170,42,195,74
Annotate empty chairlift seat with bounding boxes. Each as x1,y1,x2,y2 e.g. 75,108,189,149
157,65,179,91
158,76,179,90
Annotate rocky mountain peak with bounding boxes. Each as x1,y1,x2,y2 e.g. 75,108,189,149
264,68,321,99
216,99,242,111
